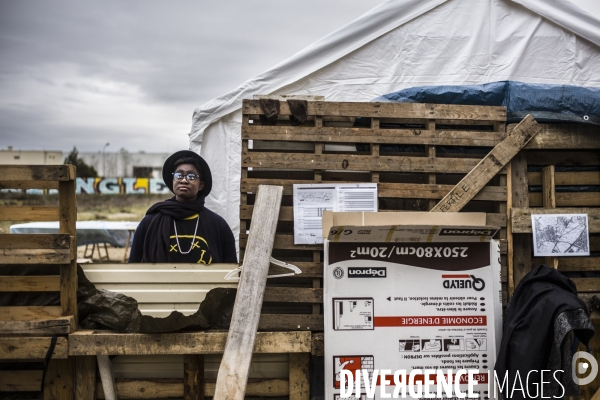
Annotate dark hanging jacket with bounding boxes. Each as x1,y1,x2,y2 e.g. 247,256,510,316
495,265,595,399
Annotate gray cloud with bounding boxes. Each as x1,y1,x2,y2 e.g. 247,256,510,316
0,0,378,152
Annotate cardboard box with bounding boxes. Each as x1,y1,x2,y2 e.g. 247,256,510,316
324,222,502,399
322,211,487,239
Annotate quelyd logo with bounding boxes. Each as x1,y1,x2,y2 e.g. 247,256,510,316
442,274,485,291
348,267,387,278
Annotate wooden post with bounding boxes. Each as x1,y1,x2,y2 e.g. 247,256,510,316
75,356,97,400
289,353,310,400
213,185,283,400
97,355,118,400
58,165,78,324
430,115,540,213
44,358,75,400
184,355,205,400
542,165,559,269
508,152,531,295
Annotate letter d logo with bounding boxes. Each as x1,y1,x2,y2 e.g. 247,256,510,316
572,351,598,386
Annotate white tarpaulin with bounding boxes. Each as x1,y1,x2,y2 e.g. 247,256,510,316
189,0,600,248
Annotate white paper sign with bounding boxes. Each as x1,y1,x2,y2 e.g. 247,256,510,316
531,213,590,256
293,183,377,244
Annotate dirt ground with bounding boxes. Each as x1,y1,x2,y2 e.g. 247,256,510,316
2,193,170,263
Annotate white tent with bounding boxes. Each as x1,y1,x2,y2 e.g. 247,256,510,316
189,0,600,246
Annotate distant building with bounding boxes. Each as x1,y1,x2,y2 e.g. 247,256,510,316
0,146,62,165
0,146,168,178
78,149,169,178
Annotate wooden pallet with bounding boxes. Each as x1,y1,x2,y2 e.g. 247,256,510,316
0,165,78,398
508,123,600,296
240,100,509,331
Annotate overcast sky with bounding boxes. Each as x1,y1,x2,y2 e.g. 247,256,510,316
0,1,378,154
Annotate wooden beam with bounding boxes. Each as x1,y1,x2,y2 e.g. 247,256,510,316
0,370,42,391
243,100,506,121
0,206,59,222
214,185,283,400
258,314,324,331
0,233,71,249
508,152,531,293
95,379,289,399
0,305,62,321
184,355,204,400
68,331,311,356
511,208,600,233
0,275,61,292
0,315,74,335
0,337,68,359
0,165,75,181
289,353,310,400
59,179,78,324
430,115,540,212
44,358,75,400
243,125,506,147
522,123,600,149
0,248,72,264
75,356,97,400
243,152,483,174
542,166,558,269
0,180,59,190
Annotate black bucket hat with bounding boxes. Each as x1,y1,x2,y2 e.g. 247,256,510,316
162,150,212,197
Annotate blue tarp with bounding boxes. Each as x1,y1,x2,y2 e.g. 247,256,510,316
375,81,600,125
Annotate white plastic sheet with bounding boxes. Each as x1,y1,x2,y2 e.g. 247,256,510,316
189,0,600,249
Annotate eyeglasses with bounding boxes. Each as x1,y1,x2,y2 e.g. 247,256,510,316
172,172,199,182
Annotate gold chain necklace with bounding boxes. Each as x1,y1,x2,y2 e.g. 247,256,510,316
173,215,199,255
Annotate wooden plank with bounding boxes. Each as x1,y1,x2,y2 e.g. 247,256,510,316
68,331,311,356
511,208,600,233
0,337,68,360
0,165,75,181
0,248,72,264
526,151,600,166
0,306,62,321
289,353,310,400
258,314,324,331
529,192,600,207
0,180,59,190
75,356,97,400
243,100,507,121
0,275,60,292
509,152,531,293
44,358,75,400
528,171,600,186
0,315,73,335
572,278,600,293
242,178,507,200
184,355,204,400
59,179,78,323
0,206,59,221
95,379,289,399
430,115,540,212
0,234,71,249
215,185,283,400
0,370,42,391
542,166,558,269
263,288,322,304
244,125,506,147
545,257,600,272
243,152,482,174
522,124,600,149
